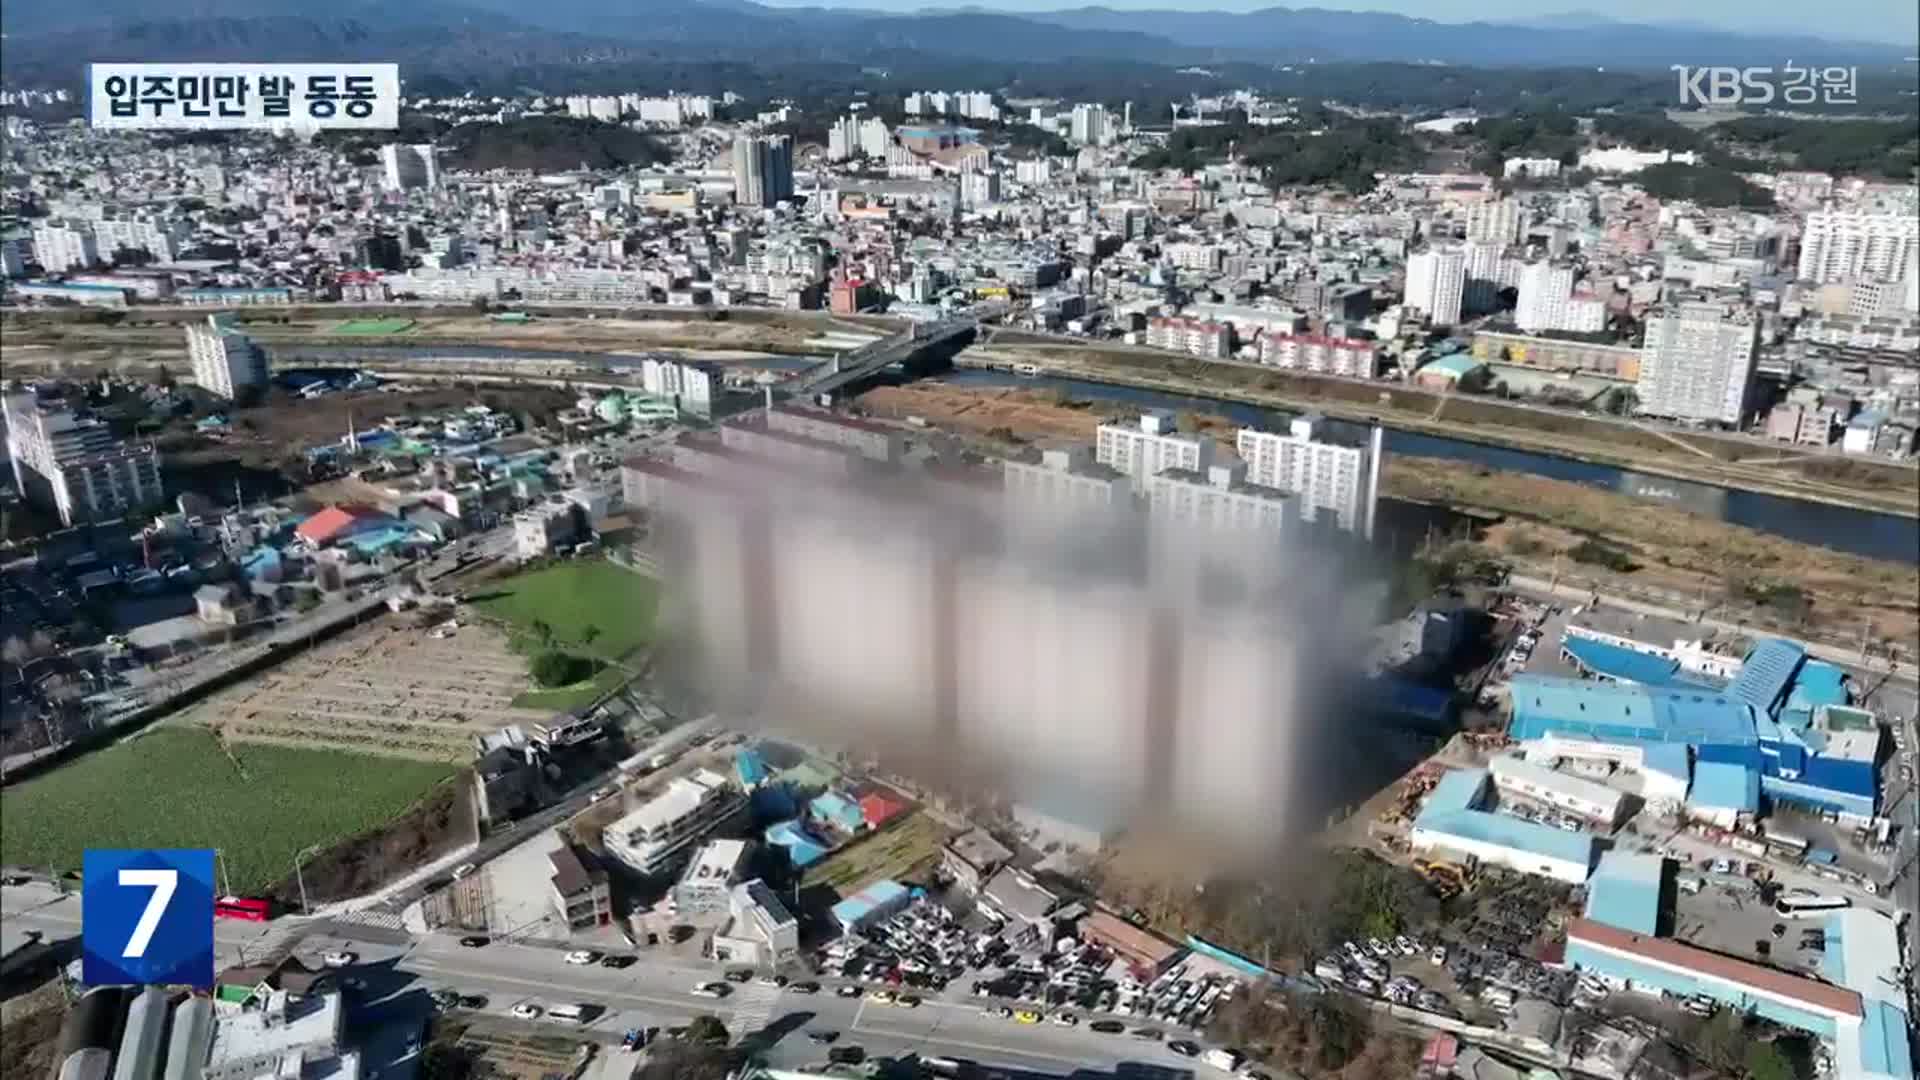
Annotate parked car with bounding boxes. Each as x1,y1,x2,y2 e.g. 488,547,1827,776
320,951,356,968
511,1003,542,1019
459,936,490,948
564,950,600,966
600,955,636,969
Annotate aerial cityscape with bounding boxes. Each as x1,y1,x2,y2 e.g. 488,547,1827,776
0,3,1917,1080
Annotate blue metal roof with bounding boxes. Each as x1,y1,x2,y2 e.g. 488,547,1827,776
810,791,865,831
1860,1001,1915,1080
1510,676,1757,747
1416,768,1596,870
735,749,770,787
1727,638,1805,715
1642,743,1692,782
831,878,910,927
765,819,829,868
1561,636,1686,687
1583,851,1663,935
1688,760,1759,813
1786,660,1849,716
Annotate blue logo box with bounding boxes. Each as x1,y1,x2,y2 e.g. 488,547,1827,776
82,849,215,989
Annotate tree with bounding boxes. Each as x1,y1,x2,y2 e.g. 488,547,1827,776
1745,1041,1795,1080
1601,386,1639,415
1691,1012,1747,1074
529,618,553,647
530,651,589,688
684,1015,729,1045
634,1040,730,1080
580,624,601,649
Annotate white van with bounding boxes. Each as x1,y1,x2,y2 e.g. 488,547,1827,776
548,1004,590,1023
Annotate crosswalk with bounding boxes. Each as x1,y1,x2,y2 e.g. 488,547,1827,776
727,983,783,1038
334,908,408,932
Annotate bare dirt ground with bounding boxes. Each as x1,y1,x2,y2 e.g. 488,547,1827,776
0,984,67,1080
270,779,475,906
859,381,1920,648
181,615,554,763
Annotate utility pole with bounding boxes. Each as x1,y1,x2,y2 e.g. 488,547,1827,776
215,849,233,898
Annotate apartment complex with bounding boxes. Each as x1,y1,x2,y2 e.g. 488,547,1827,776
764,404,903,463
184,314,269,400
381,143,439,192
30,221,98,273
602,770,748,877
1797,210,1919,285
1515,262,1606,334
3,393,163,525
1144,316,1230,358
1636,302,1760,426
1095,412,1214,494
1258,333,1381,378
1001,446,1130,509
1146,461,1295,533
1234,416,1382,538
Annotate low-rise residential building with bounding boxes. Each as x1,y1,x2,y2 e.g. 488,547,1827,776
1259,333,1381,378
550,844,613,933
603,770,747,877
513,498,581,560
713,878,800,967
1144,316,1230,358
673,838,751,915
941,828,1013,894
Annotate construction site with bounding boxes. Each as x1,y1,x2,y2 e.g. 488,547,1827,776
180,614,555,762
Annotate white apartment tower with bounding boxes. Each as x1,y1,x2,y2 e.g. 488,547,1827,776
3,393,163,525
1095,412,1214,494
1235,416,1383,538
380,143,438,192
30,221,99,274
732,135,795,209
1404,248,1466,327
1070,104,1111,147
1464,198,1524,246
1797,211,1920,285
1515,262,1606,334
184,314,269,400
1636,302,1760,427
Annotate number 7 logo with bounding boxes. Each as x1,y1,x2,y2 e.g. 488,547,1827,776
117,868,177,959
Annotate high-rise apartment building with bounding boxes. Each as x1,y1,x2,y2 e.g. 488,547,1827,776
1462,241,1504,315
1797,211,1920,285
731,135,794,208
184,314,269,401
1235,417,1383,538
1464,198,1524,246
1635,302,1759,427
1404,248,1466,327
380,143,438,192
30,221,98,274
1095,412,1214,494
1070,104,1111,147
1515,262,1607,334
3,393,163,525
93,219,187,263
1146,461,1295,534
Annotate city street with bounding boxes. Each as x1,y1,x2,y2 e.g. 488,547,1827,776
0,885,1207,1074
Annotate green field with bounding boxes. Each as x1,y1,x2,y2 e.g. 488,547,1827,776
0,728,454,893
511,665,629,711
470,560,659,661
332,318,417,335
803,812,946,893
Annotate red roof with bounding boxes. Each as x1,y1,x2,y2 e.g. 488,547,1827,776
296,505,376,544
858,791,908,828
1568,919,1861,1017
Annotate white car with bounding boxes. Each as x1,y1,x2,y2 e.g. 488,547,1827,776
511,1003,542,1020
321,951,357,968
1428,945,1448,966
564,950,600,965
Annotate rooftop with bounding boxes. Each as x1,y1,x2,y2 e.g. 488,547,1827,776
945,827,1013,871
1560,635,1719,691
1688,760,1761,813
1414,768,1598,869
982,866,1062,923
609,775,729,843
1582,851,1664,936
1509,675,1759,748
1569,918,1862,1019
681,838,749,884
1726,638,1806,715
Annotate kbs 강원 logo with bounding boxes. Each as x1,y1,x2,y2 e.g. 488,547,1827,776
82,849,215,989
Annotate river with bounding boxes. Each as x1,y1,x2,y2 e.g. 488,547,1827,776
267,344,1918,566
937,370,1920,567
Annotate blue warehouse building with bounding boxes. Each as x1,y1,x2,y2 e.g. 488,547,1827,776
1510,638,1880,821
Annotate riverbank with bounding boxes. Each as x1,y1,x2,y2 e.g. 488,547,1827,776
857,381,1920,649
959,341,1920,519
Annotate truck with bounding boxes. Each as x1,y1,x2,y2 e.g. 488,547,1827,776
1202,1048,1243,1072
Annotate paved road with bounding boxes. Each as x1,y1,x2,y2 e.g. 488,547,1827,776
0,887,1204,1074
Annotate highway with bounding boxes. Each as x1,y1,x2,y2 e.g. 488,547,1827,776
0,884,1208,1074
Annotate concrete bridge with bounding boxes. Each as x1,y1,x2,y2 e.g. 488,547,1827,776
795,316,978,401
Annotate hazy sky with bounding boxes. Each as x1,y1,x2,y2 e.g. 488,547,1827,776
756,0,1920,43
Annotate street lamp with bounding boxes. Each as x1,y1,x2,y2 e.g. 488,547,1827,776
293,844,327,916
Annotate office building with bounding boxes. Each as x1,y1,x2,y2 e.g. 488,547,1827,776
1636,302,1759,426
602,770,748,876
1095,412,1214,494
1797,210,1919,285
30,221,99,273
380,143,438,192
732,135,794,208
673,838,750,914
3,393,162,525
184,314,269,400
549,845,613,932
1235,416,1382,538
1404,248,1465,327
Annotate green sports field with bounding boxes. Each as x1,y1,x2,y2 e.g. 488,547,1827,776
0,727,454,893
